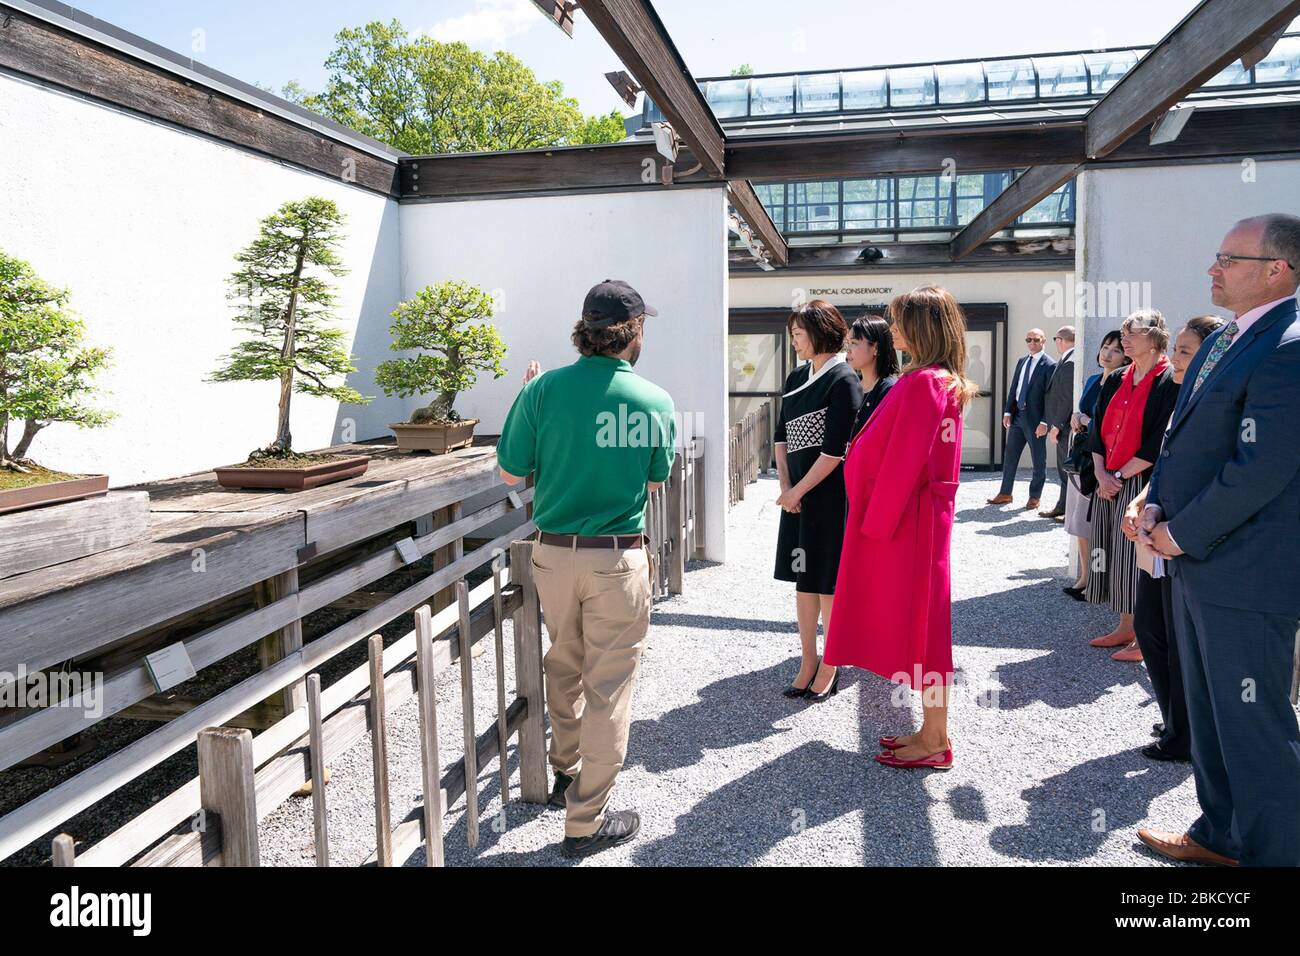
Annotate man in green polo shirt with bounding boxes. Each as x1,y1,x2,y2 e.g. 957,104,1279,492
497,279,676,858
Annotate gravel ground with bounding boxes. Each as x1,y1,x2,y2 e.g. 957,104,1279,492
258,469,1210,867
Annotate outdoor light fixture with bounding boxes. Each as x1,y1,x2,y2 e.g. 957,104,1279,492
527,0,578,37
605,70,643,109
651,121,680,163
1149,104,1195,146
857,246,884,263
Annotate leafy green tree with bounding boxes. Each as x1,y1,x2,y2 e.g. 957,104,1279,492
375,280,506,424
571,110,629,145
0,250,112,470
210,197,369,457
730,64,754,76
297,21,624,153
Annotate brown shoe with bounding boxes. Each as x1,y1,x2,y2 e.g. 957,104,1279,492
1136,829,1238,867
1024,498,1040,510
986,494,1013,504
1038,508,1065,518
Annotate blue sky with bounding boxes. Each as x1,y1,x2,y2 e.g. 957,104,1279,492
71,0,1210,118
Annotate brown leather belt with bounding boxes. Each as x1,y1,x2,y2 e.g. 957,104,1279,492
537,531,648,549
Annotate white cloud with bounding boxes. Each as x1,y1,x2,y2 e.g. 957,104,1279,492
423,0,540,49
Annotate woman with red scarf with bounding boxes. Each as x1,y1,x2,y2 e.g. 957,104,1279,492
1083,309,1181,657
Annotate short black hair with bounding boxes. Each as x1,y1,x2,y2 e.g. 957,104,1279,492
1097,329,1132,368
788,299,848,355
849,315,900,380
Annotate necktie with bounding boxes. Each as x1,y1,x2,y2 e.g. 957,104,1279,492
1191,319,1239,395
1018,356,1034,407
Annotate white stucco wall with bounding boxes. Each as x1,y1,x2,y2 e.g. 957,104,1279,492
1075,158,1300,397
0,73,405,485
729,268,1074,468
399,187,731,561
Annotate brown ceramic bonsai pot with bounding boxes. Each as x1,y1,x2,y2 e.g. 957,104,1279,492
213,455,370,491
388,418,479,454
0,473,109,515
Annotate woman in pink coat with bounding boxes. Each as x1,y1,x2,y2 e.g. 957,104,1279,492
824,286,979,770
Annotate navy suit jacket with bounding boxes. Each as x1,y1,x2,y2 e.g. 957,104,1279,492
1147,297,1300,613
1003,352,1056,427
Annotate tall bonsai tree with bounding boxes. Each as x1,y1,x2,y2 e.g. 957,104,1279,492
0,249,112,472
375,280,506,423
210,196,368,458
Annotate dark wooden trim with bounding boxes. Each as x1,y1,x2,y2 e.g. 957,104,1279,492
731,237,1074,273
0,8,401,197
727,180,789,267
950,164,1080,261
1085,0,1300,158
1094,101,1300,165
578,0,726,176
401,141,723,198
725,122,1088,180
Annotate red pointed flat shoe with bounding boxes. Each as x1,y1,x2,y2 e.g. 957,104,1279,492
875,746,954,770
879,735,908,750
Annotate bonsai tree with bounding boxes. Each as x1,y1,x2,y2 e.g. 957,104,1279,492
210,196,369,459
0,249,112,474
375,280,506,423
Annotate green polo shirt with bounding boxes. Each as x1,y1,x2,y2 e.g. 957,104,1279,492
496,354,676,535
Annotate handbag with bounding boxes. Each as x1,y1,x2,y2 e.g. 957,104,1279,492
1061,426,1096,496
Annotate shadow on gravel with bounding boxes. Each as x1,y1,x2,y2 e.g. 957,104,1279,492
648,612,798,634
988,747,1191,862
625,660,800,773
630,736,937,866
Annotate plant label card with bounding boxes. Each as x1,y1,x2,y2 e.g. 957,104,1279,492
395,536,422,565
507,491,524,510
145,642,197,693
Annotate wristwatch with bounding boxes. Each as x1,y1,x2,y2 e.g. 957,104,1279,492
1113,469,1124,481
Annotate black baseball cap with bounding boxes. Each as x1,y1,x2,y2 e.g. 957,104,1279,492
582,279,658,328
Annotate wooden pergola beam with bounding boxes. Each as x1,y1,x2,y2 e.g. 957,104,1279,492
578,0,726,176
1086,0,1300,159
949,163,1080,261
727,180,789,267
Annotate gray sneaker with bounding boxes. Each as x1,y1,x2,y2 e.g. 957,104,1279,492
561,810,641,858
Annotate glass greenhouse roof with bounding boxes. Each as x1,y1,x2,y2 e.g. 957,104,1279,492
643,33,1300,128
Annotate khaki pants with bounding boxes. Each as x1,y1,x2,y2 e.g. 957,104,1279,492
529,538,651,837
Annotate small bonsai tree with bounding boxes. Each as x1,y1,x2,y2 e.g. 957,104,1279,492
210,196,369,459
0,249,112,473
375,280,506,424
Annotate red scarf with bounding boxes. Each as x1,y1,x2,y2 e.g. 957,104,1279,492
1100,356,1169,471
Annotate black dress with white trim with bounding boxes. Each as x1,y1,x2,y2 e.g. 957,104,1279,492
772,355,864,594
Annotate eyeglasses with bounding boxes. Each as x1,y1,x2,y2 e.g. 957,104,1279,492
1212,253,1296,270
1025,337,1044,343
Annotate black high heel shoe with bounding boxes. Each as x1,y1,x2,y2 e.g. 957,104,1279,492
804,665,839,703
782,658,820,698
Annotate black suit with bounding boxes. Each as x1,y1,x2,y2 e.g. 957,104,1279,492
998,351,1056,499
1042,348,1075,511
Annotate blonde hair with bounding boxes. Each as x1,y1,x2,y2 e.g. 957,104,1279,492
887,286,980,410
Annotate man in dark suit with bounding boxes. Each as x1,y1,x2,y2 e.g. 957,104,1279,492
1040,326,1075,519
988,328,1055,509
1137,213,1300,868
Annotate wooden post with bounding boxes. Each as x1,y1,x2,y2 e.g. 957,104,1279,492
692,438,707,559
414,605,445,867
306,674,329,867
52,833,75,866
456,580,480,849
252,568,305,727
430,502,464,614
368,634,393,867
197,726,258,866
667,452,685,594
491,557,510,805
509,539,548,803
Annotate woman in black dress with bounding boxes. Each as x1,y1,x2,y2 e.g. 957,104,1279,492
846,315,899,441
774,300,863,700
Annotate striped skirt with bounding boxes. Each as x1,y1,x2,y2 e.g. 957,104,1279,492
1084,472,1147,615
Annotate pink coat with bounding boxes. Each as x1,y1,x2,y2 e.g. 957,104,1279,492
823,365,962,687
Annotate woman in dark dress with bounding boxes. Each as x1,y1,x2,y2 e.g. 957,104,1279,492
846,315,899,441
774,300,864,699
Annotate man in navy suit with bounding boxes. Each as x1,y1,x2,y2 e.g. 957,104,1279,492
988,328,1056,509
1137,213,1300,868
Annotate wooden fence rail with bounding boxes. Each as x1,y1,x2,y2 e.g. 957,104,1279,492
6,437,711,866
